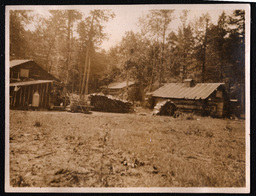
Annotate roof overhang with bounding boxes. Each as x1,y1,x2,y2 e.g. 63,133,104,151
9,80,65,87
152,83,225,100
9,60,33,68
9,60,62,83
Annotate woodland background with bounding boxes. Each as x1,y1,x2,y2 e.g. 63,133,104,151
9,9,245,111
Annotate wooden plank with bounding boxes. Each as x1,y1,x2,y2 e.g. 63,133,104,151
13,90,16,107
19,87,23,107
37,84,40,107
10,89,13,107
44,84,47,108
44,83,47,108
176,104,203,110
45,83,49,108
22,86,27,106
35,84,39,107
42,84,44,108
27,85,31,104
10,88,13,107
41,83,45,108
41,84,44,108
31,85,35,105
39,84,42,107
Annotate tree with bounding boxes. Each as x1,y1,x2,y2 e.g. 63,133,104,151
167,10,195,82
193,13,211,82
226,10,245,113
10,10,32,59
139,10,175,86
77,9,115,96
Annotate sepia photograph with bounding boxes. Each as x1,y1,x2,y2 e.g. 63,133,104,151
5,4,250,193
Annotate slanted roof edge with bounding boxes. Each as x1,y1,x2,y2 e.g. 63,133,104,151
152,83,224,100
9,60,61,82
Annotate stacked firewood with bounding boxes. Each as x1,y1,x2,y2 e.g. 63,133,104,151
89,93,134,113
153,100,178,116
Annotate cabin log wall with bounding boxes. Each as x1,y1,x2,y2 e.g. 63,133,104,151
153,87,229,118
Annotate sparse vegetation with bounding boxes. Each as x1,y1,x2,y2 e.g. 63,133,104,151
186,113,195,120
9,110,245,187
34,120,42,127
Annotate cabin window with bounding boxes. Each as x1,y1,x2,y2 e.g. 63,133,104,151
216,90,223,98
20,68,29,78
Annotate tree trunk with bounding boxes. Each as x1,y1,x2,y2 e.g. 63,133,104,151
149,47,155,92
202,18,209,83
80,46,89,96
85,56,91,95
64,10,72,108
160,17,167,85
46,28,58,71
80,15,95,97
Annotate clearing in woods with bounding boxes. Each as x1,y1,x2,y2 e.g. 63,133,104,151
9,110,245,187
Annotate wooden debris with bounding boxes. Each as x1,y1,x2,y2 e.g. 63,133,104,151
153,100,178,116
69,94,92,113
34,151,56,159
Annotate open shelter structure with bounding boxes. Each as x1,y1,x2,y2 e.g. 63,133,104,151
9,60,65,109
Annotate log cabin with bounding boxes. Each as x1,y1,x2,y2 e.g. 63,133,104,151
150,79,230,118
9,60,65,109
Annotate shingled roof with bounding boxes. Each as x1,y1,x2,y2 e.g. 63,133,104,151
152,83,224,100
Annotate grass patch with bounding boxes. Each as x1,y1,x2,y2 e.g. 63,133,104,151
9,110,245,187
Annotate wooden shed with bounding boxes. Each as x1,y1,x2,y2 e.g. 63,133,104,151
9,60,65,109
151,79,230,117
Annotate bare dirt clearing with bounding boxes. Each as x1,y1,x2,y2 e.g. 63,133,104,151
9,110,245,187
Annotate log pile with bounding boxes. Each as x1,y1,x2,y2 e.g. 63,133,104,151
153,100,178,116
89,93,134,113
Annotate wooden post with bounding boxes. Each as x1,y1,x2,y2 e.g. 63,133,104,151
19,87,23,107
40,84,44,108
38,84,41,108
41,83,45,108
23,86,26,107
13,91,16,107
27,85,30,105
45,83,49,108
31,85,34,102
44,83,48,109
43,84,46,108
51,82,54,107
10,88,13,107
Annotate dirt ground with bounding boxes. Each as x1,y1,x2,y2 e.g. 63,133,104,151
9,109,246,187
